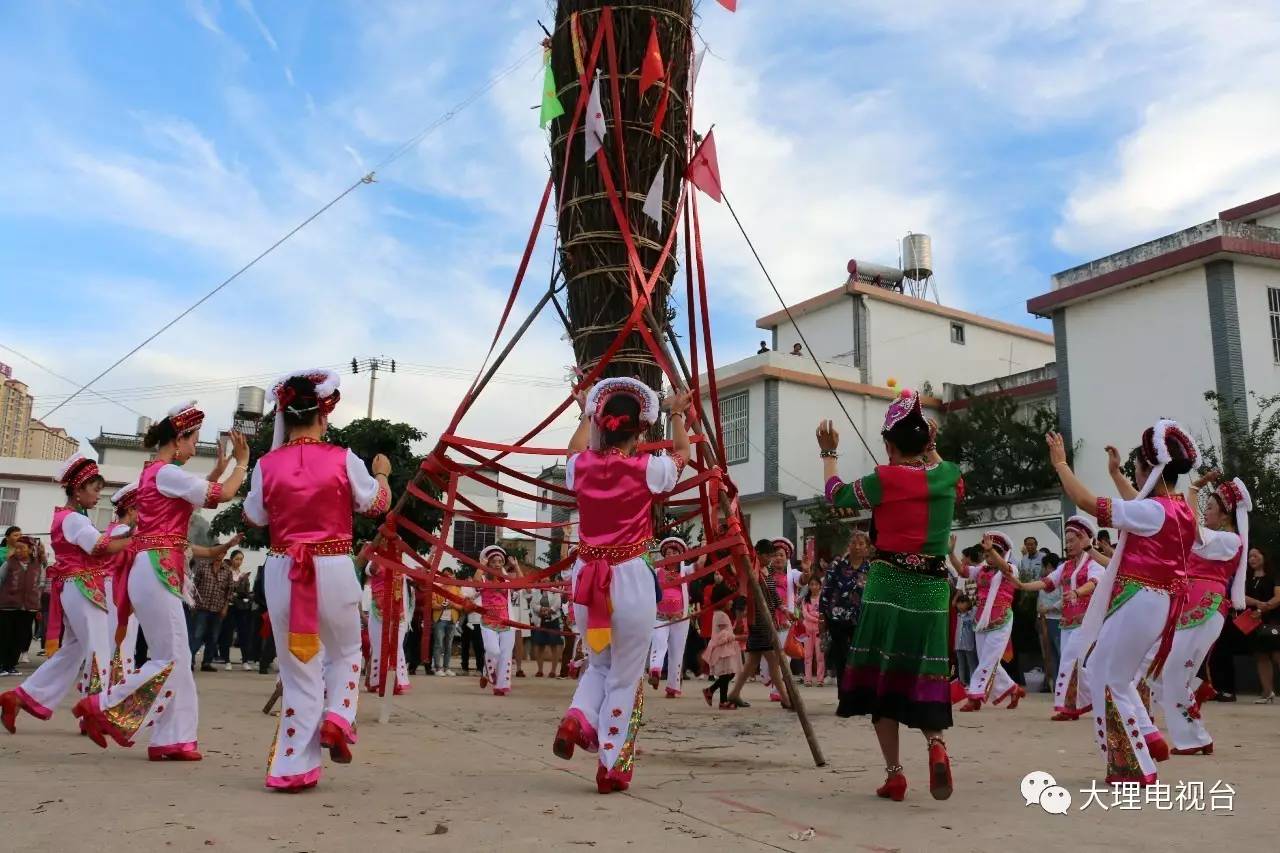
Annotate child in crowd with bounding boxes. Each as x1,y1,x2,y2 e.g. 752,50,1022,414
701,610,743,709
801,577,825,686
953,593,977,685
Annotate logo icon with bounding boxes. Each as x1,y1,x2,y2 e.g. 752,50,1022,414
1039,785,1073,814
1021,770,1057,807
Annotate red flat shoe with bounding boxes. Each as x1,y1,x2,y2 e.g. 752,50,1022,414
320,721,352,764
596,765,614,794
1,690,21,734
958,698,982,712
479,675,489,689
1050,711,1074,721
1146,733,1170,763
148,746,203,761
718,701,736,710
553,715,581,761
876,768,907,802
648,670,661,690
1171,743,1213,756
769,691,782,702
665,688,681,699
701,687,714,707
928,737,952,801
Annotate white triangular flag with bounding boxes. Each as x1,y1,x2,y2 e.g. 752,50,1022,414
584,71,606,162
692,48,706,90
642,155,668,227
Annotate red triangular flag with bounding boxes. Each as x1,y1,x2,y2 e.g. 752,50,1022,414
686,130,722,202
717,0,738,10
651,77,670,137
639,17,665,96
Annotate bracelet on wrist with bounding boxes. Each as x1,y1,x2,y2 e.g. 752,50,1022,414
819,449,838,459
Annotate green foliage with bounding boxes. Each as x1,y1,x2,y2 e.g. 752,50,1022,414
935,396,1062,517
210,417,442,552
1199,390,1280,559
804,499,853,560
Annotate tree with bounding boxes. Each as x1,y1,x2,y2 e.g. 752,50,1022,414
935,396,1062,519
210,417,442,553
804,499,855,560
1199,390,1280,560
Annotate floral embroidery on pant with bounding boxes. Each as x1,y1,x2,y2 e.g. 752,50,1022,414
86,652,103,697
1104,686,1142,779
103,662,174,741
613,680,646,774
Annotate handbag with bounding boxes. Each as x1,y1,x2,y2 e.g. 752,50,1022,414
783,630,805,660
1234,609,1262,635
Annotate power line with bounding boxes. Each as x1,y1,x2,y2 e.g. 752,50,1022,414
721,192,880,464
37,46,542,422
0,343,145,417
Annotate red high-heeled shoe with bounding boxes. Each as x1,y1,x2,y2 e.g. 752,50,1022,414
958,698,982,712
1146,733,1170,762
1171,743,1213,756
553,715,581,760
1006,686,1026,709
320,720,352,764
876,767,907,802
595,765,629,794
1,690,22,734
928,737,952,800
70,699,107,749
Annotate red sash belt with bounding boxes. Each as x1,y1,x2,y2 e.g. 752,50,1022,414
45,564,109,656
573,539,652,653
270,538,353,663
1119,573,1187,680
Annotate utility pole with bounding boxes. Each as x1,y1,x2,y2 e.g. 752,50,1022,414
351,356,396,419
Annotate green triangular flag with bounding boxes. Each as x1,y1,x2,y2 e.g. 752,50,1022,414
539,49,565,129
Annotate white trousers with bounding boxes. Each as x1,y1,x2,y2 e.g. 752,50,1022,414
104,576,140,687
100,552,195,752
758,627,787,687
481,626,515,691
1153,611,1223,751
1054,626,1093,714
16,583,111,717
967,618,1016,702
264,554,363,788
568,557,656,775
367,607,410,693
1085,587,1168,781
649,618,690,692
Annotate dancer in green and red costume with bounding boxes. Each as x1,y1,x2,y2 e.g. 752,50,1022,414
818,388,959,803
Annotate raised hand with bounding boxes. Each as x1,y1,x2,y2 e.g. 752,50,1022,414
1192,468,1222,489
1046,432,1068,468
1105,445,1122,475
816,420,840,452
663,389,694,416
372,453,392,477
230,431,250,464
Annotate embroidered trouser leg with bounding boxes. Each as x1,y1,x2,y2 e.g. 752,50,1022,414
968,620,1015,702
648,624,669,676
1158,613,1222,750
264,554,363,788
104,577,140,689
568,558,656,777
481,627,515,690
367,609,410,692
16,585,110,717
1054,626,1093,713
98,554,190,751
1084,589,1167,782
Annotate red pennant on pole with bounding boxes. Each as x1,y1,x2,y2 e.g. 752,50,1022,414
717,0,738,10
651,77,670,137
686,130,723,202
639,17,665,95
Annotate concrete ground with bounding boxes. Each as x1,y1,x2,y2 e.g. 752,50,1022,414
1,662,1276,853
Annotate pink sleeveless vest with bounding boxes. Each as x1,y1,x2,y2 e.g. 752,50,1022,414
1115,495,1196,591
136,461,198,542
976,565,1014,626
1059,556,1095,629
573,451,657,547
49,507,99,577
1185,545,1241,618
258,441,353,548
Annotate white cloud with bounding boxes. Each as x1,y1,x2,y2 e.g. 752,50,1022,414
185,0,223,36
235,0,278,52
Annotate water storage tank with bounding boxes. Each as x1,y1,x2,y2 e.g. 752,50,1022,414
901,233,933,281
236,386,266,417
136,416,152,436
846,259,905,287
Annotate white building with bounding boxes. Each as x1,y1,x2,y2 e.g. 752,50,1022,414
1029,191,1280,505
704,279,1057,551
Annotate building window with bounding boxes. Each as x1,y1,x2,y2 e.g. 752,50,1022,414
0,487,17,526
452,520,496,558
1269,287,1280,364
720,391,749,465
950,322,966,345
91,501,114,530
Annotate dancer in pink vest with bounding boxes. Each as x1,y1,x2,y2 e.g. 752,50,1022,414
244,369,391,791
106,481,141,688
958,531,1024,710
2,455,131,740
1017,515,1105,720
648,536,696,698
477,544,522,696
78,403,247,760
365,553,412,697
1047,419,1199,785
1153,473,1249,755
552,378,691,794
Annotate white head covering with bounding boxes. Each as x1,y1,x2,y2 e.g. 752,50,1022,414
111,480,139,508
583,377,660,451
54,453,99,489
1076,418,1200,655
270,368,341,450
658,536,688,556
165,401,205,436
479,545,508,566
975,530,1013,631
1214,478,1253,610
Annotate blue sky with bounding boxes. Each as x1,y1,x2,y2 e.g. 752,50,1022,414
2,0,1278,500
